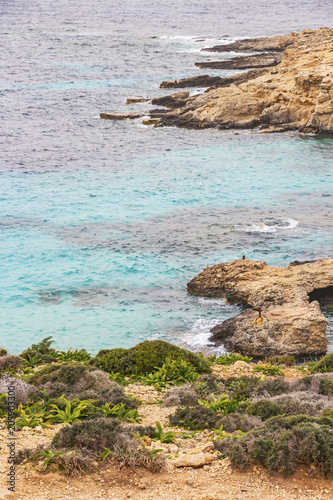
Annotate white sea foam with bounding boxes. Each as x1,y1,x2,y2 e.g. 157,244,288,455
180,318,227,355
236,218,299,233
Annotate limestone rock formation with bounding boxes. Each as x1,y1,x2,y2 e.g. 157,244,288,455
187,258,333,357
195,53,283,70
150,28,333,133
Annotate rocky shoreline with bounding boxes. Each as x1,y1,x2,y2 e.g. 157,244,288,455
102,27,333,134
187,258,333,358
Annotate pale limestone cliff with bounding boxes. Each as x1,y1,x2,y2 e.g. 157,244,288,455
187,258,333,357
151,28,333,133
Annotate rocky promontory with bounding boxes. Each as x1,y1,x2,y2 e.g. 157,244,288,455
150,27,333,133
187,258,333,357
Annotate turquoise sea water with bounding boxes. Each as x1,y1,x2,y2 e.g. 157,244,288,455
1,0,333,354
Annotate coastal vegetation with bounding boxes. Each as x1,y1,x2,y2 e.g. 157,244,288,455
0,338,332,479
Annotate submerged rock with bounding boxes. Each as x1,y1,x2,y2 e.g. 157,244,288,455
187,258,333,357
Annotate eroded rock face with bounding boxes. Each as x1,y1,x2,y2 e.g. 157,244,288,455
187,258,333,357
150,28,333,133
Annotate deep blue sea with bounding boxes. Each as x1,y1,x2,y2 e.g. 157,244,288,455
1,0,333,355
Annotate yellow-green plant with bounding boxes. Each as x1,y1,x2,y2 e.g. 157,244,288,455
34,449,65,471
198,394,240,414
16,404,51,429
141,357,198,389
253,364,283,376
101,402,142,423
46,396,87,424
154,421,177,443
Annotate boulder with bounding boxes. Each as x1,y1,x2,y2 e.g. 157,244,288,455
173,452,216,468
187,258,333,357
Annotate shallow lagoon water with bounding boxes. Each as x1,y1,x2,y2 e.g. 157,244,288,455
1,0,333,354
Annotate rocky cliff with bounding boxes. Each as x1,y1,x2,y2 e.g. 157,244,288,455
150,27,333,133
187,258,333,357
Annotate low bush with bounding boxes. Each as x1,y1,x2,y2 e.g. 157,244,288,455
0,355,23,372
253,364,283,376
254,378,291,398
246,399,285,420
20,336,59,365
319,376,333,396
28,364,136,407
216,414,333,477
141,357,198,389
247,393,331,420
194,374,221,396
52,417,163,471
90,340,211,377
163,384,198,407
312,353,333,373
168,405,223,430
219,412,262,433
0,348,8,357
213,352,252,366
0,374,36,405
224,376,260,401
263,356,295,367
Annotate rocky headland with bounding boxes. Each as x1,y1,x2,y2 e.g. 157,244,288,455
102,27,333,134
187,258,333,357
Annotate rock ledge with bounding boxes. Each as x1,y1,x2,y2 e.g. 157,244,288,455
187,258,333,357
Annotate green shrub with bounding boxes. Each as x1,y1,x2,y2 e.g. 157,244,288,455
52,417,164,471
319,377,333,395
168,405,223,430
21,336,60,364
0,348,8,357
163,384,198,407
90,340,211,377
198,394,240,414
0,355,23,372
154,421,177,443
214,352,252,366
219,412,262,433
263,356,295,367
20,351,55,366
141,357,198,389
29,363,91,386
254,378,290,397
194,374,220,396
217,414,333,476
224,376,260,401
246,399,285,420
253,365,283,376
312,353,333,373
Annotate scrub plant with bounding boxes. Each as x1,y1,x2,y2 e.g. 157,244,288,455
101,402,142,423
46,396,88,424
253,365,283,376
15,404,50,429
213,352,252,366
198,394,240,415
154,421,177,443
141,357,198,389
33,449,65,471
